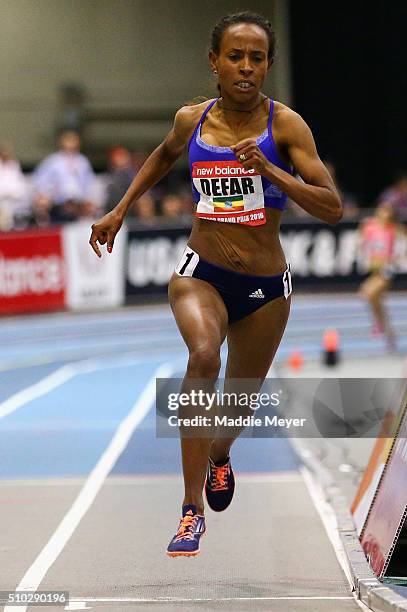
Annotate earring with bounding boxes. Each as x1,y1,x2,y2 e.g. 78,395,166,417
213,70,218,75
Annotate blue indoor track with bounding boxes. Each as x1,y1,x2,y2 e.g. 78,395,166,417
0,293,405,481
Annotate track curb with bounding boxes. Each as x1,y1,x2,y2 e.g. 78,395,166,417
292,439,407,612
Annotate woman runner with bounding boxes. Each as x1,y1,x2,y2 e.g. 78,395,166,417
358,201,405,350
89,11,342,557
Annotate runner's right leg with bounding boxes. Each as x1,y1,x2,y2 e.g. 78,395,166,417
360,275,394,343
168,273,228,515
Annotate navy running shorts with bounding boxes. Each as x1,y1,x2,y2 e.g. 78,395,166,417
175,246,292,324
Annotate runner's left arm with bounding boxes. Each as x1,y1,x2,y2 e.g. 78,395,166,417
232,111,342,224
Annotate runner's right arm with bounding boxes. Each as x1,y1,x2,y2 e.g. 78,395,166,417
89,105,198,257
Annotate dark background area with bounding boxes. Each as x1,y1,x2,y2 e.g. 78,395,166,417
289,2,406,205
1,1,405,210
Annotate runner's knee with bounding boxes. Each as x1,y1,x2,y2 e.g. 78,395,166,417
187,345,221,379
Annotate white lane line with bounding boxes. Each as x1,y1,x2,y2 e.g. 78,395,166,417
5,362,174,612
65,596,358,610
0,352,179,418
65,596,354,606
0,365,77,419
0,346,186,374
300,466,354,587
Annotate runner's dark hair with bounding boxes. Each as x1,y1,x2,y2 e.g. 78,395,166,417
210,11,276,60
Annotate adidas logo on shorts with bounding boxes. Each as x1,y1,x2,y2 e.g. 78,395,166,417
249,288,265,299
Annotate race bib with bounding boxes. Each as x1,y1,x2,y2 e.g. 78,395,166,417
192,161,266,226
175,246,199,277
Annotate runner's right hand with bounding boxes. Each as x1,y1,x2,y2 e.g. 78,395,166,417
89,209,123,257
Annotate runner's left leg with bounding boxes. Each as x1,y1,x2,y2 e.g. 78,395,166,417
210,295,291,464
360,274,395,346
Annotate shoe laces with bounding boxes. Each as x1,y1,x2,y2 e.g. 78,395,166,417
174,512,197,541
210,462,229,491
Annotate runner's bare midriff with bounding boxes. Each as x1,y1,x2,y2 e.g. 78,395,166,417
188,207,286,275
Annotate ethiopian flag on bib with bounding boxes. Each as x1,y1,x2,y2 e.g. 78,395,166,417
213,195,244,213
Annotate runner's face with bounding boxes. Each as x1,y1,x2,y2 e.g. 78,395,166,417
211,24,271,103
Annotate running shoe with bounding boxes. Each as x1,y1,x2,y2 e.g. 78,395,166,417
205,456,235,512
166,504,206,557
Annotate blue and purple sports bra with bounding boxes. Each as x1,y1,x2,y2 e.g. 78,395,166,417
188,98,292,227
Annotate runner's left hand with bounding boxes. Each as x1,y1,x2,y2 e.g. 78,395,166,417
231,139,271,174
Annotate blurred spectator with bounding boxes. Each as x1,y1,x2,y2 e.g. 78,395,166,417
105,145,136,212
0,142,30,231
132,192,157,226
31,194,52,228
324,160,359,220
161,194,182,218
177,187,195,217
32,130,97,223
160,193,191,224
378,171,407,220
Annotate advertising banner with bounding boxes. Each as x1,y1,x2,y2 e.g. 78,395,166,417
126,226,188,297
125,221,407,299
0,227,65,315
360,399,407,578
351,429,395,537
62,221,127,310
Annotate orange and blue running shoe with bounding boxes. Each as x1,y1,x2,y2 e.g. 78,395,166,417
205,456,235,512
166,504,206,557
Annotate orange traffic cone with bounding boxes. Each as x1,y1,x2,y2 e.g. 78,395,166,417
323,329,339,366
288,349,304,371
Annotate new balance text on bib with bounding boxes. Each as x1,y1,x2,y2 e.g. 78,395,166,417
192,161,266,226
